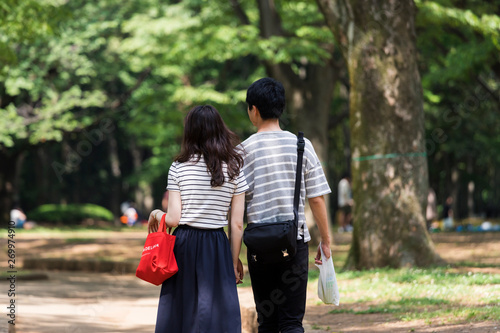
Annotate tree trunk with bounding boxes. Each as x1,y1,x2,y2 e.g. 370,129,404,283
130,140,154,217
317,0,442,268
36,146,51,205
0,149,18,223
467,156,474,217
107,132,122,222
342,121,351,175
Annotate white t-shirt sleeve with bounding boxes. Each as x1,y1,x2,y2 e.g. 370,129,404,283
234,169,249,195
304,140,331,198
166,163,180,192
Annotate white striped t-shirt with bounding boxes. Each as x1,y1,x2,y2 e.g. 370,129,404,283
167,156,248,229
241,131,331,242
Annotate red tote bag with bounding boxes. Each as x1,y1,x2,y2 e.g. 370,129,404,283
136,214,178,286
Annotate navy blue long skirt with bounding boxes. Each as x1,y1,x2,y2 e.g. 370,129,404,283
155,225,241,333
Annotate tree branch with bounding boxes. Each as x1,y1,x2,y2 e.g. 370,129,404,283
315,0,352,54
229,0,250,25
109,67,152,109
476,76,500,107
329,108,349,127
256,0,286,38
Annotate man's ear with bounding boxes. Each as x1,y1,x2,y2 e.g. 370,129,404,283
250,105,261,117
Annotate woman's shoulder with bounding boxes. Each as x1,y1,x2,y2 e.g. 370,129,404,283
174,156,207,170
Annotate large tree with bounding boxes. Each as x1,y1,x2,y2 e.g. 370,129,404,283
316,0,442,268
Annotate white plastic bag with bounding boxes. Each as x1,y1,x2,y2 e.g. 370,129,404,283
315,244,340,305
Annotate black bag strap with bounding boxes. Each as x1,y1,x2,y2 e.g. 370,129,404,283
293,132,305,221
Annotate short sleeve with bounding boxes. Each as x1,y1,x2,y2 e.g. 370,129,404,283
234,169,249,195
166,163,180,192
304,141,331,198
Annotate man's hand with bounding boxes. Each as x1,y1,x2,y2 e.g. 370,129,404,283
315,242,331,265
308,195,332,265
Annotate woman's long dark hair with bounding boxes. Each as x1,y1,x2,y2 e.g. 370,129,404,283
176,105,244,187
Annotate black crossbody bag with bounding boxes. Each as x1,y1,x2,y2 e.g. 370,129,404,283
243,132,305,264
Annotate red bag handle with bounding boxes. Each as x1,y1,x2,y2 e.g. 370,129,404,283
158,213,173,234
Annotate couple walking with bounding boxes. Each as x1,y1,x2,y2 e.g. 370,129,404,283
147,77,332,333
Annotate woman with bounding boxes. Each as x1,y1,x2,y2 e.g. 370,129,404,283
147,105,247,333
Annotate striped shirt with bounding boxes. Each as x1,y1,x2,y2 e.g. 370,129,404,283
241,131,331,242
167,156,249,229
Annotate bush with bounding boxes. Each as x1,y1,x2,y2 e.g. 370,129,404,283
27,204,114,224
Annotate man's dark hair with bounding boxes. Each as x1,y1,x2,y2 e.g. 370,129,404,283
246,77,285,119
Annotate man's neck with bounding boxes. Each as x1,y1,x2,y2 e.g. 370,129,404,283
256,119,281,133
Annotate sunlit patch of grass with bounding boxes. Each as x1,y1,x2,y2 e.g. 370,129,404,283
388,268,500,285
328,296,500,323
452,261,500,268
329,297,450,315
0,270,39,278
0,226,147,240
1,226,122,233
321,266,500,324
65,238,96,244
308,269,320,280
399,305,500,323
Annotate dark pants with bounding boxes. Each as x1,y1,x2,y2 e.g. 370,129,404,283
247,239,309,333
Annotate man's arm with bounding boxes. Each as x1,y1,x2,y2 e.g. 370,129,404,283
308,195,332,263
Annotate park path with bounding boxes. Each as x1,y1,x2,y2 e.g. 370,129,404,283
3,271,499,333
0,271,303,333
2,231,500,332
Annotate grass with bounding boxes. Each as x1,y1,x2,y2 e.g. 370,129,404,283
452,261,500,268
65,238,98,244
316,266,500,324
0,270,48,279
0,225,146,239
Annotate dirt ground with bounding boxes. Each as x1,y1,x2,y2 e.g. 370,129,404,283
1,231,500,332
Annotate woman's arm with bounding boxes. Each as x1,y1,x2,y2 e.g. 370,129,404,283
229,193,245,281
148,191,182,233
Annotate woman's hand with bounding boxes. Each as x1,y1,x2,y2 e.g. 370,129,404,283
234,259,244,284
147,209,163,234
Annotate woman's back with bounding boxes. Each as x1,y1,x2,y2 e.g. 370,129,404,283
168,156,247,229
150,105,246,333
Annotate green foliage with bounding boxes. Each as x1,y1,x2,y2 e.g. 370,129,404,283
0,0,110,147
416,1,500,43
1,0,499,221
27,203,114,223
0,0,67,66
415,0,500,215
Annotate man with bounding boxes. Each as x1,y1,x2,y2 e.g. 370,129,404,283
241,77,332,332
337,172,354,232
426,187,437,230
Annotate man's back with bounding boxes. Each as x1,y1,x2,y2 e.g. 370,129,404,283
241,130,331,242
338,178,351,207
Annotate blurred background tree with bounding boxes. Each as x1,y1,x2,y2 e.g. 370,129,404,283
1,0,499,268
